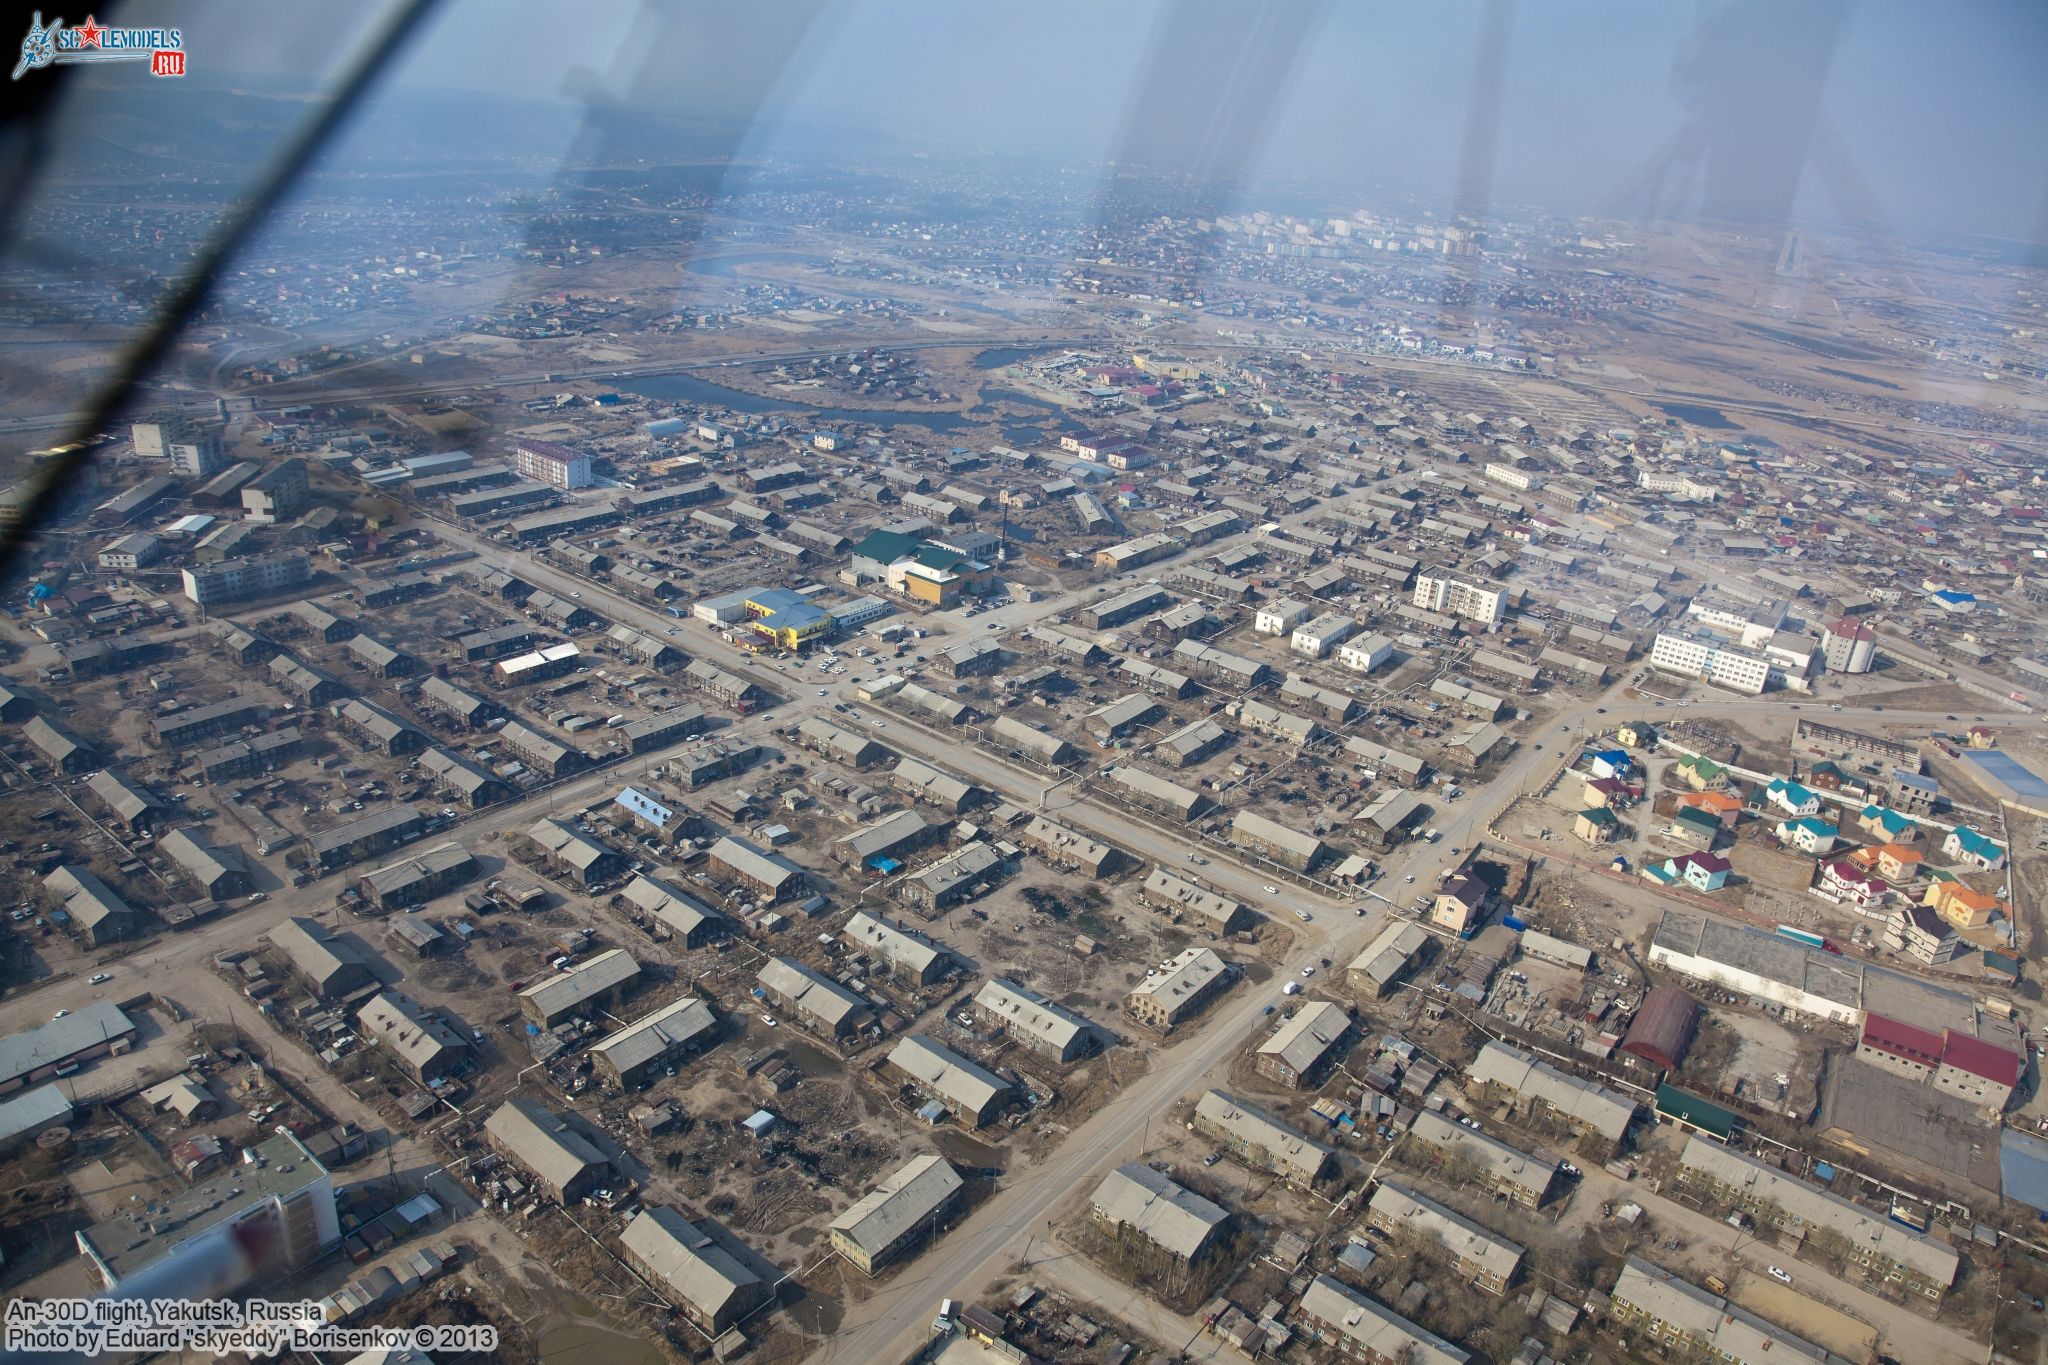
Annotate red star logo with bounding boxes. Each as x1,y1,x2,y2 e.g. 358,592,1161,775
75,16,102,47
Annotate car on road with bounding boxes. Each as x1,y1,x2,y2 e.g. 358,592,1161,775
247,892,266,904
1404,874,1415,883
1262,884,1279,894
88,973,111,985
870,718,886,728
1534,742,1543,750
50,1009,68,1020
1261,1005,1275,1016
1301,965,1315,977
1204,1151,1223,1165
817,688,827,696
1295,909,1312,922
1596,707,1606,714
1767,1266,1793,1286
1186,853,1206,864
761,1015,779,1027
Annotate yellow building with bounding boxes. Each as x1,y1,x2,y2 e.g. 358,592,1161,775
744,589,831,651
902,564,961,608
1132,352,1201,382
1616,721,1654,749
1573,808,1619,844
1923,880,2003,929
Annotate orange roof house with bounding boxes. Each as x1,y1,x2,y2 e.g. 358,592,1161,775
1675,790,1742,828
1924,881,2004,930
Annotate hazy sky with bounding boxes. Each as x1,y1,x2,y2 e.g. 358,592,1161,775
45,0,2048,240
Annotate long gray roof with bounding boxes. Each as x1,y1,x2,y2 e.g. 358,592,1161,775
829,1154,961,1258
1193,1089,1332,1181
1298,1274,1469,1365
1678,1136,1958,1285
592,996,718,1077
44,865,137,931
1470,1040,1638,1143
619,1207,763,1322
886,1036,1009,1117
0,1001,135,1087
485,1098,606,1195
1090,1162,1229,1259
1368,1179,1524,1283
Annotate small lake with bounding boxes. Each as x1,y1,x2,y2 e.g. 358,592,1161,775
623,371,978,434
1653,401,1739,430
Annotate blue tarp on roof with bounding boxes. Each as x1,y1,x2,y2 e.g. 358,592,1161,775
1963,748,2048,800
615,786,674,828
2002,1129,2048,1213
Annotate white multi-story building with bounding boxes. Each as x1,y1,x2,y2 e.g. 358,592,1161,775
133,415,225,477
1683,593,1785,648
241,459,307,523
1336,632,1396,673
1482,461,1541,491
1648,629,1770,694
76,1132,337,1292
1255,598,1313,636
98,533,160,571
1822,618,1877,673
513,439,593,490
182,551,309,608
1412,572,1504,628
1638,469,1719,501
1290,612,1358,659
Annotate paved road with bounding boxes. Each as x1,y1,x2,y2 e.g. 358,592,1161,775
1573,1156,1981,1365
5,489,2020,1362
812,675,1629,1364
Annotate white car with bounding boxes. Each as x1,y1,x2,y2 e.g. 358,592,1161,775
1767,1266,1793,1286
88,973,111,985
1262,884,1279,895
51,1009,68,1020
1295,909,1312,922
761,1015,779,1028
1404,874,1415,883
1300,966,1315,978
817,688,827,696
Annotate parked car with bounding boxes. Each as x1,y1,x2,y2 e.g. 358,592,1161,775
88,973,111,985
1767,1266,1794,1286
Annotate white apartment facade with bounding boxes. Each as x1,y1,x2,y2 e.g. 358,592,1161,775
182,551,310,608
1290,612,1358,659
1412,572,1504,627
1336,632,1396,673
1483,462,1541,492
1649,629,1770,694
513,439,594,490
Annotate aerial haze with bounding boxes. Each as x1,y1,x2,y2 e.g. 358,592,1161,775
1,6,2048,1365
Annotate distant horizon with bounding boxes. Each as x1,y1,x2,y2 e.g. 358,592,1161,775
24,0,2048,248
